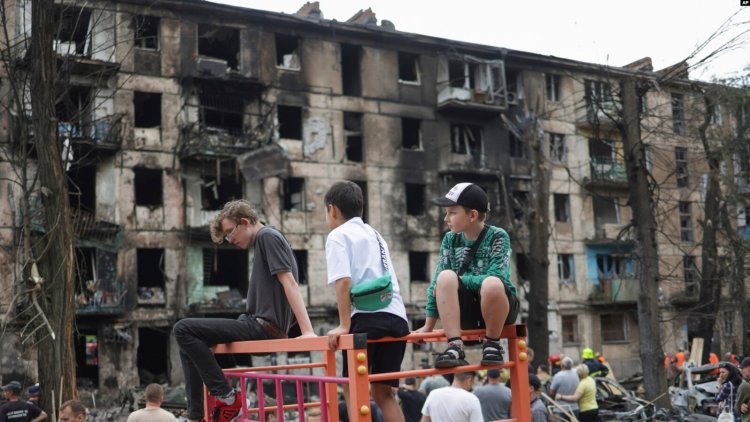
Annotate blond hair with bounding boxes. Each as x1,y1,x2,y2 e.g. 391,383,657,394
576,364,589,379
210,200,259,243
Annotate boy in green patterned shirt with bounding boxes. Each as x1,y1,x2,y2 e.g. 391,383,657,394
416,183,519,368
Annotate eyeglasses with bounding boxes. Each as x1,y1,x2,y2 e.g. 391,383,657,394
224,224,244,243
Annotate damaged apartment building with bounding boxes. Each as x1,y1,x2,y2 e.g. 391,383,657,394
0,0,748,391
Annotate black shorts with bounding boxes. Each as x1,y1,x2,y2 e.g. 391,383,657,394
341,312,409,387
459,279,520,329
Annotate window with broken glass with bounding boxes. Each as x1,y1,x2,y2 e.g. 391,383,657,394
679,201,694,242
276,33,301,69
548,132,565,163
672,93,685,135
593,195,619,225
545,74,561,102
596,254,628,280
511,190,529,221
277,105,303,140
509,133,526,159
398,52,420,84
450,123,482,156
557,254,575,285
283,177,305,211
562,315,579,344
584,79,613,114
133,15,159,50
675,147,689,188
601,313,628,342
344,112,363,162
553,194,570,223
198,25,239,71
683,255,698,296
401,118,422,150
201,175,243,211
53,5,92,56
199,92,244,134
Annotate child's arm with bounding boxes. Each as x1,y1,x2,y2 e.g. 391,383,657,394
277,271,316,338
327,277,352,349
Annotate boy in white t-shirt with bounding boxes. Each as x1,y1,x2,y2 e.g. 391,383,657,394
324,180,409,422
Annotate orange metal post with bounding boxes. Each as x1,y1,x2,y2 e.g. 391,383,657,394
346,333,371,422
508,325,531,422
325,348,340,422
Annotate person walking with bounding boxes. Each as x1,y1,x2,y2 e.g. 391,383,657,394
127,384,176,422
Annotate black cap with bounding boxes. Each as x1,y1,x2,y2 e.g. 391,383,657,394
404,377,416,385
486,369,501,379
432,183,489,212
740,357,750,369
528,374,541,391
1,381,22,393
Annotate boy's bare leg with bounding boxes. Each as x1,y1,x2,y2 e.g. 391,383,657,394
435,270,462,339
372,384,405,422
480,276,510,339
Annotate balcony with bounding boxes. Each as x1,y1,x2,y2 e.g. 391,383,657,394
670,283,700,306
57,115,124,158
74,247,127,316
589,277,639,304
71,208,124,249
178,125,267,160
437,57,506,117
577,101,621,130
586,158,628,188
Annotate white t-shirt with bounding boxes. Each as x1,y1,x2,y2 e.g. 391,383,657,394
421,386,483,422
326,217,407,320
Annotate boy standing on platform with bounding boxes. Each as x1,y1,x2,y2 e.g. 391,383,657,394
324,181,409,422
416,183,519,368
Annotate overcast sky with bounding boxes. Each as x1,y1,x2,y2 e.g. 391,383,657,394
210,0,750,82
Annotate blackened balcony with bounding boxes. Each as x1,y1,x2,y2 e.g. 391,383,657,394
586,157,628,188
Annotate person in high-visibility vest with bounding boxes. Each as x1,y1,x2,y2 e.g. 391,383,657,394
581,348,608,378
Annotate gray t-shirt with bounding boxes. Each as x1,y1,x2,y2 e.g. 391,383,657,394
550,370,580,411
246,226,297,334
473,383,512,421
126,408,176,422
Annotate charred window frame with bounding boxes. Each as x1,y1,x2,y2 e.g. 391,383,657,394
53,5,92,57
553,194,570,223
276,33,301,70
408,251,429,283
450,123,482,156
672,93,685,135
197,24,240,70
557,254,575,285
68,165,96,212
401,118,422,150
584,79,613,112
675,147,689,188
133,92,161,128
562,315,579,345
133,15,159,50
137,248,165,289
283,178,305,212
545,73,561,102
56,86,92,137
344,112,363,162
134,167,163,207
199,92,244,134
278,105,303,140
398,52,420,84
341,44,361,96
600,313,628,343
203,248,249,292
509,132,526,159
405,183,425,216
679,201,694,242
593,195,620,225
136,328,169,385
201,175,243,211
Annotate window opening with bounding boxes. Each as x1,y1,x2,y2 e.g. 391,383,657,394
134,167,163,207
509,133,526,159
133,92,161,128
278,105,302,140
137,328,169,385
405,183,425,216
679,201,693,242
672,93,685,135
133,15,159,50
198,25,239,70
344,112,363,162
408,251,429,282
293,250,308,285
137,248,165,289
75,332,99,387
202,175,243,211
283,178,305,211
398,52,419,83
596,254,627,279
558,254,575,284
549,133,565,162
341,44,361,96
56,86,91,137
601,313,627,342
584,80,613,111
53,5,91,56
593,196,619,225
199,92,243,134
511,191,529,221
683,255,698,295
276,34,300,69
203,248,249,292
401,118,421,150
675,147,689,188
451,123,481,156
553,194,570,223
68,165,96,212
562,315,578,344
546,74,561,102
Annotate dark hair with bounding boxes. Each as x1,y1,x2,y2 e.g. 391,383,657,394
144,383,164,403
324,181,363,220
61,400,86,417
454,372,476,382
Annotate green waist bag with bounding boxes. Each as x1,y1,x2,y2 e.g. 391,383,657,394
350,229,393,311
350,273,393,311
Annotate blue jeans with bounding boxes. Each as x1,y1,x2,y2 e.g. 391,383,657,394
173,315,268,419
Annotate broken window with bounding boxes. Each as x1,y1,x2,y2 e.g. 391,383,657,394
511,191,528,221
341,44,361,96
672,93,685,135
137,328,169,385
283,178,305,211
515,253,530,282
683,255,698,295
133,15,159,50
709,104,723,125
588,138,615,163
408,251,429,283
276,33,300,69
549,133,565,163
197,24,239,70
202,175,243,211
509,133,526,159
75,332,99,386
553,194,570,223
56,86,91,137
450,123,481,156
137,248,164,288
448,60,476,89
293,250,308,285
675,147,689,188
134,167,163,207
679,201,694,242
278,105,302,140
355,181,368,223
557,254,575,284
68,165,96,211
546,74,561,102
584,79,613,111
401,118,421,150
133,92,161,128
203,248,249,292
600,313,627,342
562,315,578,344
199,91,244,134
405,183,425,216
344,112,363,162
593,195,619,225
398,52,419,83
596,254,627,279
53,5,92,56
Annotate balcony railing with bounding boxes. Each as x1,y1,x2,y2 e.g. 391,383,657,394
57,114,123,147
589,158,627,185
589,277,639,304
71,208,124,248
178,125,266,159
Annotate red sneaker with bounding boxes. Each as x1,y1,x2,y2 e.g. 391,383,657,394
212,393,242,422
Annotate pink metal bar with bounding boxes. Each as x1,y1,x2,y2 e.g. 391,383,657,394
295,381,304,422
256,378,264,421
274,379,283,421
319,381,327,422
239,381,248,422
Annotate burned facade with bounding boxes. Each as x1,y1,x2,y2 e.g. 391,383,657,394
0,0,748,393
